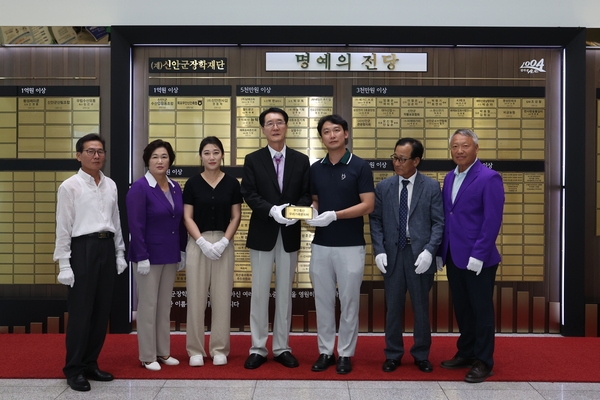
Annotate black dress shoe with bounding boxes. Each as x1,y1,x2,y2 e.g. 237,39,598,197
311,354,336,372
440,355,477,369
67,373,90,392
273,351,299,368
382,359,401,372
465,360,493,383
85,368,114,381
244,353,267,369
336,356,352,374
415,359,433,373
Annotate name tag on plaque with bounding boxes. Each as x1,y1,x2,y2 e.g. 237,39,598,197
285,206,314,220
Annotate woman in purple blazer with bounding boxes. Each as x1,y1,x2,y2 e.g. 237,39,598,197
126,139,187,371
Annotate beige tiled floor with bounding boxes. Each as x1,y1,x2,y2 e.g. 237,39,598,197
1,379,600,399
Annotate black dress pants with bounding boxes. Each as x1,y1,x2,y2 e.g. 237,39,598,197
63,235,116,378
446,248,498,369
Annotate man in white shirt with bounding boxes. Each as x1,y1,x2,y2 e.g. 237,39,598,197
53,133,128,392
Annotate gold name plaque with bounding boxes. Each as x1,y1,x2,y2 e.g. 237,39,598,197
285,206,314,220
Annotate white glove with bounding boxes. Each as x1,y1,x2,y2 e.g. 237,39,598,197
466,256,484,276
116,251,128,274
213,237,229,257
269,203,292,225
414,249,432,274
137,259,150,275
306,210,337,227
302,205,318,227
196,236,219,261
285,211,299,226
436,256,444,271
375,253,387,274
57,259,74,287
177,251,186,271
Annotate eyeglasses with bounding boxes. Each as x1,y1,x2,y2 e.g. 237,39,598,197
390,154,413,163
83,148,106,156
264,120,286,129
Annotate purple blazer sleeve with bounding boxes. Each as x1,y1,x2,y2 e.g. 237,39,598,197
126,179,149,262
470,171,504,264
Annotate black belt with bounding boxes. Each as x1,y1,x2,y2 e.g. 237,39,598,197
82,231,114,239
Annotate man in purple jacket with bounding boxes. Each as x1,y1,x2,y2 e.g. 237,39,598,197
437,129,504,383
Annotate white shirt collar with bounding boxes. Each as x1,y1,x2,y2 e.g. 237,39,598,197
399,171,417,185
268,145,287,159
144,170,174,188
77,168,105,183
453,158,478,176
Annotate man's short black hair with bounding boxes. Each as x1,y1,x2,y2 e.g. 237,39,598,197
259,107,289,127
76,133,105,153
316,114,348,136
395,137,424,159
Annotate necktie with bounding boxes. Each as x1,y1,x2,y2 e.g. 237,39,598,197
398,179,409,249
274,153,283,192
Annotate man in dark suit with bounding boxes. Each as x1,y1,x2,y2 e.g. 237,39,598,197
370,138,444,374
241,107,311,369
437,128,504,383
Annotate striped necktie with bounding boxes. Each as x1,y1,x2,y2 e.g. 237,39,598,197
274,153,283,192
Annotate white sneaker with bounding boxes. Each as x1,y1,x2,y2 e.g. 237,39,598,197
189,355,204,367
213,354,228,366
158,356,180,366
142,361,161,371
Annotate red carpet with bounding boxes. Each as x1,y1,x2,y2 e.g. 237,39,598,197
2,333,599,382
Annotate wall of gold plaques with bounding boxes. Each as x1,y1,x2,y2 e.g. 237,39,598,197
148,87,547,288
147,85,335,288
0,43,569,333
234,86,333,289
0,171,73,284
0,45,110,290
351,87,546,282
0,45,556,294
0,85,101,285
135,46,556,293
148,86,232,166
0,87,99,159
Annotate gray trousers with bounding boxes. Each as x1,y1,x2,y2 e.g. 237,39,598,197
249,231,297,357
309,244,365,357
134,261,178,363
383,243,434,362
